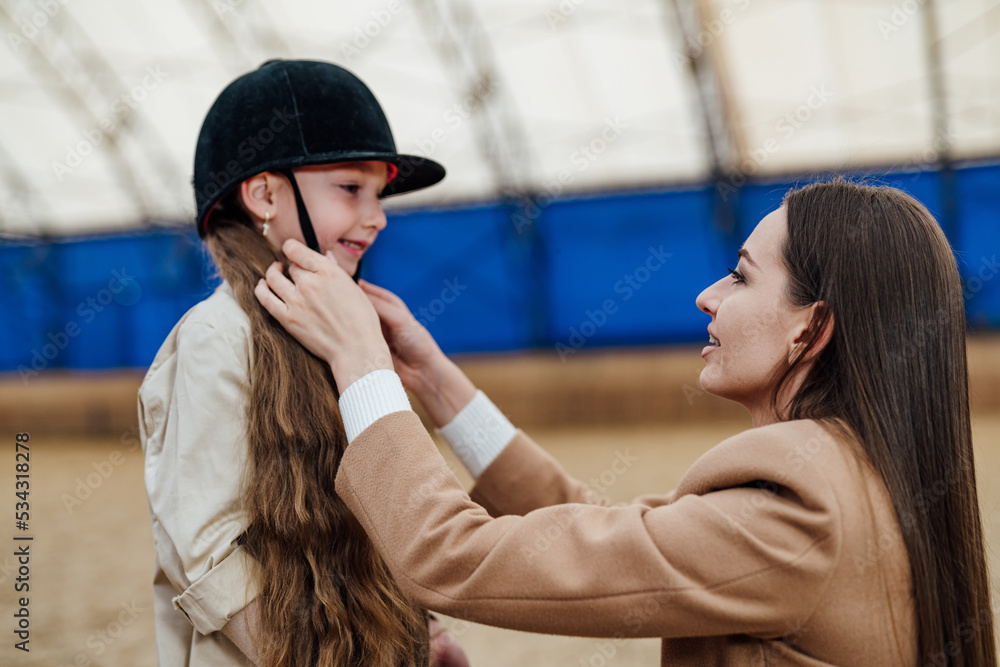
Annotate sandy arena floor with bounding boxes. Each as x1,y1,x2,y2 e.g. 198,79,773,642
1,415,998,666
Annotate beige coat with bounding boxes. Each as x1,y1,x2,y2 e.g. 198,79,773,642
138,282,257,665
335,410,917,666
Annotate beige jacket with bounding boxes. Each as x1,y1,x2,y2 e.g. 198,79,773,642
138,282,257,666
335,410,917,666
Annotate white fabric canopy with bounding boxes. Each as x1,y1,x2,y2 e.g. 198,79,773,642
0,0,996,237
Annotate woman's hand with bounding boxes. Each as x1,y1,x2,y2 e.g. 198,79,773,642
358,280,476,428
428,615,471,667
357,279,446,386
254,239,393,394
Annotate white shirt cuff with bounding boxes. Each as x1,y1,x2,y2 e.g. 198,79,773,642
437,390,516,479
339,369,412,443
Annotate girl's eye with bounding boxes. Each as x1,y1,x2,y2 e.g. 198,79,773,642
727,266,746,284
340,184,360,194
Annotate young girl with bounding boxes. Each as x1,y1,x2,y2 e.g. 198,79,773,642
138,59,463,666
258,180,997,666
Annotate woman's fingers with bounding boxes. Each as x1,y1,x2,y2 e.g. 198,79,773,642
281,237,324,272
359,279,402,304
263,261,297,303
254,277,288,318
359,283,392,308
359,281,408,315
364,287,398,314
287,260,314,284
367,291,414,330
358,278,384,294
251,250,394,393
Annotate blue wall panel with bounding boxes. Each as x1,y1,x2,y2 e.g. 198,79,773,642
362,204,534,353
540,187,722,352
1,162,998,374
954,164,1000,329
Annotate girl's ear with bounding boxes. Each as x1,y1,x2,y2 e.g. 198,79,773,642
240,173,280,230
790,301,834,364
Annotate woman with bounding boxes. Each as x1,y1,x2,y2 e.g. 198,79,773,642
255,180,997,665
139,59,467,666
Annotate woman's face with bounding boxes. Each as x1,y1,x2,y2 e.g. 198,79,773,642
695,206,815,424
255,161,391,275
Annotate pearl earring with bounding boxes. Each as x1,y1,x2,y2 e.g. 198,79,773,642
262,211,270,236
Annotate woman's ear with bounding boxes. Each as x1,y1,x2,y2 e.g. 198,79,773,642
240,173,279,230
790,301,834,364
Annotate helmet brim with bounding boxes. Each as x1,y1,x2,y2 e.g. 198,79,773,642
251,150,445,198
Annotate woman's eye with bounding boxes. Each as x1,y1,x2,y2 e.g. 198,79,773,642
727,266,746,284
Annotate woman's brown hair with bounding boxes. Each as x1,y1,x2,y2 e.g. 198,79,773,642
204,190,430,666
775,179,996,666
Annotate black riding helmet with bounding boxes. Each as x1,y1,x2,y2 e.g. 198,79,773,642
193,59,446,254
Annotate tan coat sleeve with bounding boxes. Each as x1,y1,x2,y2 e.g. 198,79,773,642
470,431,675,517
335,411,841,640
469,431,605,516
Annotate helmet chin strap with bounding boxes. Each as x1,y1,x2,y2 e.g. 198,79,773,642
279,169,320,253
279,168,362,283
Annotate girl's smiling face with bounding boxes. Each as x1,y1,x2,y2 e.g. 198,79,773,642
695,207,819,425
241,161,392,275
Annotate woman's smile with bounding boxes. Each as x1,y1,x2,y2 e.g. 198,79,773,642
702,329,721,357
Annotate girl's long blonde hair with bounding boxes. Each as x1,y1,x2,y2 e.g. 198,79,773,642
205,192,429,666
